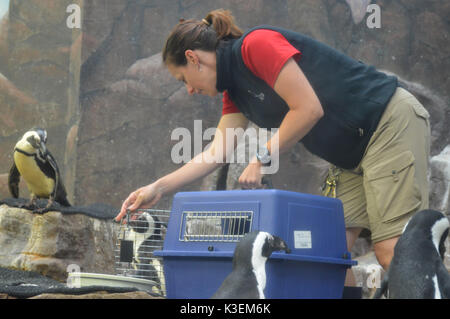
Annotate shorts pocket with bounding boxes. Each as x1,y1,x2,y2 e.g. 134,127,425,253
365,151,422,223
411,102,430,120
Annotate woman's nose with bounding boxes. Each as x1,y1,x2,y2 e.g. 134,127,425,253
186,84,201,95
186,84,196,95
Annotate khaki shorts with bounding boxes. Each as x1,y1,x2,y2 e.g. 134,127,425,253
323,87,431,243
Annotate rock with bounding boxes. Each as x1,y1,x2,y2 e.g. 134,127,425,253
345,0,372,24
0,13,9,75
352,251,385,299
0,205,118,282
7,0,73,106
351,236,373,259
29,291,161,299
430,145,450,213
0,0,447,214
75,52,220,209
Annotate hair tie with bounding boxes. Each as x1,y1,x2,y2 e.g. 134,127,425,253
202,18,210,26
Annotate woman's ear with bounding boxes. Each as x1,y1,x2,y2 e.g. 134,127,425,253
185,50,198,65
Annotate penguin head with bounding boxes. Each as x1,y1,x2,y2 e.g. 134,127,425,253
260,232,291,257
403,209,449,259
128,211,157,236
15,128,48,155
233,231,290,270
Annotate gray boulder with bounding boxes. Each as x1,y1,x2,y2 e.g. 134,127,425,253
0,205,117,282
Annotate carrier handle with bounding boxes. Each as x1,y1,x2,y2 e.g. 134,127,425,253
238,176,273,189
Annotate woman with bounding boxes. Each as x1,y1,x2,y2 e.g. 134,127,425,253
115,9,430,298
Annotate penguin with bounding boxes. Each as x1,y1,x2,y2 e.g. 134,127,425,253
373,209,450,299
126,211,166,295
211,231,290,299
8,128,71,210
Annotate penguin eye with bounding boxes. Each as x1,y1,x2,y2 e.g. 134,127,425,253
26,135,40,148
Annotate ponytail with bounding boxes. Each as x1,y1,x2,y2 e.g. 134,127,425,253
162,9,243,66
203,9,243,40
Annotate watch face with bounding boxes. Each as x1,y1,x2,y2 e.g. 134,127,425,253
257,147,271,164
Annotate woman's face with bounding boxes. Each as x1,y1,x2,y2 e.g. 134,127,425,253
167,49,218,97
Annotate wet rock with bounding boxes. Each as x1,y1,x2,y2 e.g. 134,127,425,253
29,291,161,299
430,145,450,213
0,205,118,282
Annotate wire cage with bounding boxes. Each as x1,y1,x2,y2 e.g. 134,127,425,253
115,209,170,296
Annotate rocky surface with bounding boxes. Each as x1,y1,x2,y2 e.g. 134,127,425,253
0,205,118,282
430,145,450,213
29,291,160,299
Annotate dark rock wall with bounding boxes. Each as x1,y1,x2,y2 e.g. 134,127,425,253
0,0,449,214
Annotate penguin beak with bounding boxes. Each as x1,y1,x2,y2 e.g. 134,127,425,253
39,140,48,156
272,236,291,254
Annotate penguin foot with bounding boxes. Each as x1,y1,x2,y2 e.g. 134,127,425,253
18,198,39,211
32,198,54,214
18,203,38,210
32,207,47,214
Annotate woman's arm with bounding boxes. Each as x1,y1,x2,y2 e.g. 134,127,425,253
239,58,323,188
115,112,248,221
154,112,248,194
269,57,323,154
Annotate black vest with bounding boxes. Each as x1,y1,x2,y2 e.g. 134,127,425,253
216,25,398,169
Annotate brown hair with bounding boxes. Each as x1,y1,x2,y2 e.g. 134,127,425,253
162,9,243,66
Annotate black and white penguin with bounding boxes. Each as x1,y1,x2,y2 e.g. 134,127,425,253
8,128,71,210
211,231,290,299
374,209,450,299
126,211,166,295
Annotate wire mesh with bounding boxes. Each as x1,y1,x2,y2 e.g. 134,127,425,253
114,209,170,296
179,211,253,242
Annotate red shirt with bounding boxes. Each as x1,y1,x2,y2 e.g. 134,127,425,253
221,29,302,115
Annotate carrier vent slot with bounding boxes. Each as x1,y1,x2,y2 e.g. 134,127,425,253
179,211,253,242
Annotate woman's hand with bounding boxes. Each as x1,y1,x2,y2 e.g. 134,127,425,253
115,183,163,222
238,158,263,189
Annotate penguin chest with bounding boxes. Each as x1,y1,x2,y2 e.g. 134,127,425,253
252,267,266,299
14,152,55,197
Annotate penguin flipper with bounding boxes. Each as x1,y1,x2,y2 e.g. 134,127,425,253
436,263,450,298
45,150,71,207
55,180,71,207
8,162,20,198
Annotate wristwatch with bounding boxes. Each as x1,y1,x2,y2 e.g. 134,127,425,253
256,146,271,166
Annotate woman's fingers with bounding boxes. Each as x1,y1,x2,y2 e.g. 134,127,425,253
115,192,138,222
239,177,263,189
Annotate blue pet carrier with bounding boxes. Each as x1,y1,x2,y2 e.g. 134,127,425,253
154,189,356,298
